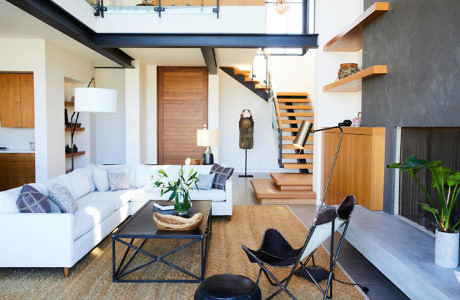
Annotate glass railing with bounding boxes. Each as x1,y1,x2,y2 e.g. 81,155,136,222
86,0,219,17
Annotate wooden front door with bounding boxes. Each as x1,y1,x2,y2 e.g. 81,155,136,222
157,67,208,164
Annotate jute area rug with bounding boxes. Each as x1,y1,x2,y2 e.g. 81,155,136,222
0,206,364,300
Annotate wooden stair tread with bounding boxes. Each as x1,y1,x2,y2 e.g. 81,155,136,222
280,112,314,117
282,144,313,150
245,78,259,84
282,136,313,141
282,120,313,124
277,92,308,97
282,153,313,159
270,173,313,186
277,98,310,103
283,163,313,169
251,179,316,199
279,105,313,110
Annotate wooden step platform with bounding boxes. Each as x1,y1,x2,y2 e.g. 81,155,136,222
280,112,314,117
282,153,313,159
283,163,313,169
270,173,313,190
251,179,316,205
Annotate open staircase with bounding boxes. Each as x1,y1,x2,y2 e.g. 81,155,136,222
221,53,317,205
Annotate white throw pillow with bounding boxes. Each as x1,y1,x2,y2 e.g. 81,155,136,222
105,165,134,187
0,187,21,214
45,174,73,197
67,169,92,200
47,183,78,213
93,167,109,192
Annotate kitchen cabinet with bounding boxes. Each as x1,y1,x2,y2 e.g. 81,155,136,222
0,153,35,191
0,73,34,128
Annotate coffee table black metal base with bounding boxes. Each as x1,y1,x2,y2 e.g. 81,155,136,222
112,201,212,283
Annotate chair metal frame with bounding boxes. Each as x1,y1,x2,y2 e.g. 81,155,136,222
242,217,351,300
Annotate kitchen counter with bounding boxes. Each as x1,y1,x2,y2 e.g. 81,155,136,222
0,149,35,153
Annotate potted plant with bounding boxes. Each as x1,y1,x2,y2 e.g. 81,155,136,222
154,167,199,216
388,156,460,268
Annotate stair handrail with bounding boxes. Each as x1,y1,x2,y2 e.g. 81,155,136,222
267,71,284,168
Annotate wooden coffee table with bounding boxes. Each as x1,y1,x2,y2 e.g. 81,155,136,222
112,200,212,283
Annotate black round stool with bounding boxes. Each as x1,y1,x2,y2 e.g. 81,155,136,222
194,273,261,300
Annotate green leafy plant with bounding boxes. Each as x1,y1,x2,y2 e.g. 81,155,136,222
388,155,460,232
154,167,199,209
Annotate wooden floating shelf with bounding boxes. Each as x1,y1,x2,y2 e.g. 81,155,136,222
65,151,85,158
65,127,85,132
323,65,387,92
64,101,74,107
323,2,389,52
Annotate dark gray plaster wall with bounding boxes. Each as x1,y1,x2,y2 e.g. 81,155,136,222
362,0,460,213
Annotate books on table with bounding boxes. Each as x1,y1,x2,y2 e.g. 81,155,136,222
153,201,174,211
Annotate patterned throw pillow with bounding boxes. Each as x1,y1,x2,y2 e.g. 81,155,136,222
210,164,234,190
107,170,130,191
16,184,51,213
47,183,78,213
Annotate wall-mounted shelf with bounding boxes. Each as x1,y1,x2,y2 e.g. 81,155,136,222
65,127,85,132
66,151,85,158
64,101,74,107
323,65,387,92
323,2,389,52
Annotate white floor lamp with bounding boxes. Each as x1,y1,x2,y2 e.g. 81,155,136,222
71,78,117,171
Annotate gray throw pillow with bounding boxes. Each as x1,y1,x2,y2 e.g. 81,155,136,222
47,183,78,213
16,184,51,213
210,163,234,190
197,173,216,190
107,170,130,191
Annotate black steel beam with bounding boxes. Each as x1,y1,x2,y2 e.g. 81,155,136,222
94,33,319,49
6,0,133,68
200,47,217,74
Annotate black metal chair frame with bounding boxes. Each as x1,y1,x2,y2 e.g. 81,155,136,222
243,215,351,300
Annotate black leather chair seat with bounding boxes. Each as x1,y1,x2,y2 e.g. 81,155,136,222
194,273,262,300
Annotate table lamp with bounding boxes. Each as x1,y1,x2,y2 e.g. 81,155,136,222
197,126,220,165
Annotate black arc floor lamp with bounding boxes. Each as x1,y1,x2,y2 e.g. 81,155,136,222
292,120,344,282
70,78,117,171
293,120,343,209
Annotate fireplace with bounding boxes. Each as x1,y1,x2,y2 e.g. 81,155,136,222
397,127,460,231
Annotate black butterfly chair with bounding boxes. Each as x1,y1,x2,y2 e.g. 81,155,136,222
242,195,356,300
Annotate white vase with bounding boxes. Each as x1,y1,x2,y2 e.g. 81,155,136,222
435,230,459,268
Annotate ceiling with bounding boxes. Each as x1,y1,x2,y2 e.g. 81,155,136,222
0,1,118,67
0,1,257,69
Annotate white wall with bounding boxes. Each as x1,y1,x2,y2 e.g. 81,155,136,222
44,41,94,177
125,60,141,164
143,65,157,164
313,0,364,201
93,68,126,165
218,69,280,172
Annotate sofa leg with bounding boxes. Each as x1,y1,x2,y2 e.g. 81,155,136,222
63,267,70,278
227,216,232,221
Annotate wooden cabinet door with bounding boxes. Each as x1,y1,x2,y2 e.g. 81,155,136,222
19,73,34,128
0,74,22,127
157,67,208,164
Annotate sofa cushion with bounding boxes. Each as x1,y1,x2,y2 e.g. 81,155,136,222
67,169,92,200
82,164,97,192
0,187,21,214
45,174,73,197
48,184,78,213
73,192,120,240
107,168,130,191
16,184,51,213
189,189,226,202
197,173,215,190
105,165,135,188
210,164,234,190
93,167,109,192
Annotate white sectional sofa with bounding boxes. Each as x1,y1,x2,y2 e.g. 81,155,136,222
0,164,232,274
